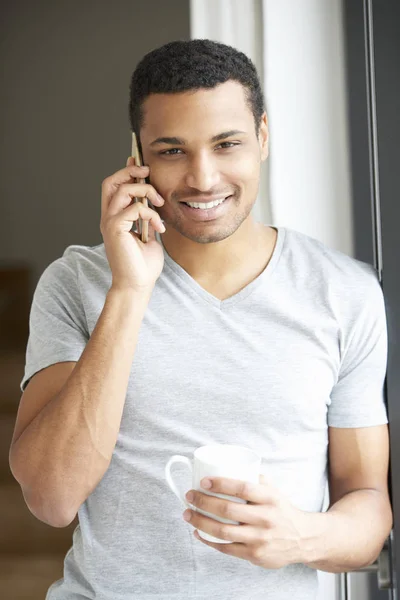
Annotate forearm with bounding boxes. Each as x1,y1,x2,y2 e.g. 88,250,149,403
301,489,393,572
11,287,151,525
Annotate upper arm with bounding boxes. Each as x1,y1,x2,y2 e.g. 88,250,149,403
328,425,390,506
10,361,77,451
19,254,88,394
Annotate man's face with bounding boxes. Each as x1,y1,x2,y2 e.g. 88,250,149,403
140,80,269,244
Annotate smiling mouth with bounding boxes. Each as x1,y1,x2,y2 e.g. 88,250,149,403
183,196,231,210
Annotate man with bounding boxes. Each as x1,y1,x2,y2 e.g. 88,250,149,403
9,39,392,600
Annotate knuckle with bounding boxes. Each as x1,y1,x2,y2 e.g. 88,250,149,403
221,503,234,520
118,183,130,194
139,204,155,218
132,201,147,214
100,216,110,231
195,494,205,510
260,515,271,529
260,528,271,543
251,545,264,563
259,509,273,528
218,525,231,541
240,482,251,498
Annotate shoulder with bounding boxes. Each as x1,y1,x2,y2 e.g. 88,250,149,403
36,243,109,294
62,243,108,278
282,226,380,288
280,227,383,319
42,243,108,278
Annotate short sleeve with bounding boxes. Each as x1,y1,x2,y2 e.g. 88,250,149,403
328,271,388,428
20,253,89,392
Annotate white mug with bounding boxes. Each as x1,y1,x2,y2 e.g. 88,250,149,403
165,444,261,544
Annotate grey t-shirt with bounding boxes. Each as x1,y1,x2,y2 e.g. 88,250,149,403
20,226,388,600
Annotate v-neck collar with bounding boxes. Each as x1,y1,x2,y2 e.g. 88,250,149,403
158,225,285,309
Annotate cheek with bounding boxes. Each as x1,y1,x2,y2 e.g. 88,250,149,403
148,164,179,197
230,158,260,189
213,155,259,192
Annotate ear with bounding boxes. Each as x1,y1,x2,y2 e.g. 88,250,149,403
258,112,269,161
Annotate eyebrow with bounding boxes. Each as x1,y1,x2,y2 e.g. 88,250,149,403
149,130,246,147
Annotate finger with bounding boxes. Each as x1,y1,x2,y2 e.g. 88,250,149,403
130,225,158,244
187,491,270,526
128,205,160,243
193,530,251,562
101,165,150,210
184,509,266,544
127,157,146,191
104,164,149,188
199,477,278,505
106,184,164,217
114,202,165,234
101,202,164,238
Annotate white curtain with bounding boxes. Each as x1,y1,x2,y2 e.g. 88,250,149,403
262,0,353,256
189,1,356,598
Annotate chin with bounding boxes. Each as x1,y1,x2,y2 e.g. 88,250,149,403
175,218,247,245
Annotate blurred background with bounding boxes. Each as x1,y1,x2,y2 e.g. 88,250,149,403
0,1,398,599
0,1,190,597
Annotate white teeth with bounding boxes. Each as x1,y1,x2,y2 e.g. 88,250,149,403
186,198,226,209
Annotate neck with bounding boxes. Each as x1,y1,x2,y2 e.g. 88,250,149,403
160,217,273,282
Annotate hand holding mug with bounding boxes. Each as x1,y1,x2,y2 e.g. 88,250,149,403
165,444,261,544
182,473,310,569
165,444,310,568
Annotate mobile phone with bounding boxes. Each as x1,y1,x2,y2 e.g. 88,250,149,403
131,132,154,241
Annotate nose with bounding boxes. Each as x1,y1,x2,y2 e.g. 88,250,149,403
184,151,221,192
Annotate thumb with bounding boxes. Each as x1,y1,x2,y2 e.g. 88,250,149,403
126,155,136,167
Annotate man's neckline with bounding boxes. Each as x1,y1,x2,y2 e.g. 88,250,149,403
158,225,286,308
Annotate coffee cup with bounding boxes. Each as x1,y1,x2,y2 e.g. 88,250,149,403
165,444,261,544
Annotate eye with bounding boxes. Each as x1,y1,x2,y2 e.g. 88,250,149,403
216,142,241,149
159,148,183,156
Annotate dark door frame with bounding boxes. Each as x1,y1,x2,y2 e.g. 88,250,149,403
344,0,400,597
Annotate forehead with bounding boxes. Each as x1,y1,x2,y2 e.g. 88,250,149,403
140,80,254,141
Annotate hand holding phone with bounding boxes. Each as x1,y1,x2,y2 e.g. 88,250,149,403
99,155,166,293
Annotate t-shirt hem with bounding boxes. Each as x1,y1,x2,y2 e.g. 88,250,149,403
327,416,388,428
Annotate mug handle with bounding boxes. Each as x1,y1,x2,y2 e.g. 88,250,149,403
165,455,193,509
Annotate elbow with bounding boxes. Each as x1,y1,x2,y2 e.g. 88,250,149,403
22,486,78,528
9,447,79,528
31,508,76,529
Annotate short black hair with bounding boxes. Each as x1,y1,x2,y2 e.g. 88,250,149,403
129,39,265,137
